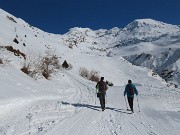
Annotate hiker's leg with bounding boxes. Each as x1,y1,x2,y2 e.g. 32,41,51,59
131,97,134,112
99,94,104,109
128,97,133,111
130,97,134,112
102,94,105,109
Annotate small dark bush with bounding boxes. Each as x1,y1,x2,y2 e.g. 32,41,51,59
7,15,17,23
0,59,3,64
21,66,30,74
42,69,49,79
4,46,26,59
5,46,14,52
62,60,69,69
68,45,73,49
13,38,19,44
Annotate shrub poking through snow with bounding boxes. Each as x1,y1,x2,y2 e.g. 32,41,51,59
4,46,26,59
41,53,61,79
0,58,3,64
0,47,11,66
89,70,99,82
0,58,10,66
21,50,61,79
21,66,30,75
79,67,89,78
62,60,72,70
89,75,99,82
6,15,17,23
62,60,69,69
42,69,49,79
13,38,19,44
79,67,99,82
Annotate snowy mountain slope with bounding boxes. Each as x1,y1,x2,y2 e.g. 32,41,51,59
0,8,180,135
113,19,180,47
1,55,180,135
106,19,180,87
60,18,180,87
119,44,180,87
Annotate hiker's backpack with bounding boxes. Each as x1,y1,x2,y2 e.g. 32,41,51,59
128,84,134,95
98,81,106,92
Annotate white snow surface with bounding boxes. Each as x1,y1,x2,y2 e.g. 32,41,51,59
0,8,180,135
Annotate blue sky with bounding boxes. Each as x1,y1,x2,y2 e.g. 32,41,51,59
0,0,180,34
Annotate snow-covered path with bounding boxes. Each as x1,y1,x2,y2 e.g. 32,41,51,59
0,67,180,135
0,65,180,135
47,76,180,135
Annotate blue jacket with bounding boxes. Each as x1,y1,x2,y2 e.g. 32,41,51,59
124,83,138,97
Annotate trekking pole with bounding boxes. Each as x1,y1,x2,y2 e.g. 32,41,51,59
105,94,107,104
95,88,97,105
137,96,140,112
124,96,129,110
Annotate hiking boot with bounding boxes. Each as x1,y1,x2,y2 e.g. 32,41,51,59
102,108,105,111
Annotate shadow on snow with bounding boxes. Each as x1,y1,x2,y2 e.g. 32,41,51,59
61,101,132,114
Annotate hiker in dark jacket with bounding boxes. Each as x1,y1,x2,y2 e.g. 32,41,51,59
124,79,138,113
96,77,108,111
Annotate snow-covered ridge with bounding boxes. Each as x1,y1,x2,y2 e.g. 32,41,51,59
113,19,180,47
123,18,180,35
1,8,180,86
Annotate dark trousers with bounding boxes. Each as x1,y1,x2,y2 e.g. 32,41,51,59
99,93,106,109
127,96,134,111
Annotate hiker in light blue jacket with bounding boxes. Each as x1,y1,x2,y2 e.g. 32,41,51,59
124,80,138,113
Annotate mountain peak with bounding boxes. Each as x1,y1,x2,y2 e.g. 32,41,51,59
133,18,174,28
124,19,165,31
134,18,161,24
122,18,179,34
